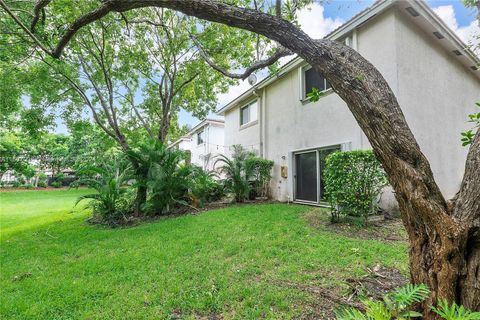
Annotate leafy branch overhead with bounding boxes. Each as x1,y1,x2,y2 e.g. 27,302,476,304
461,102,480,146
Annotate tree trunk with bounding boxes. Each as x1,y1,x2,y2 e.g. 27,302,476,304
158,117,169,143
134,183,147,216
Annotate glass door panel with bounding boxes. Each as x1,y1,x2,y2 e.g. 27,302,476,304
295,151,318,202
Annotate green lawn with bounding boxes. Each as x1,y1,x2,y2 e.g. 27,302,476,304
0,189,408,319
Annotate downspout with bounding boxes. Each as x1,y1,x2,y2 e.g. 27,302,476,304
252,89,263,157
261,87,267,158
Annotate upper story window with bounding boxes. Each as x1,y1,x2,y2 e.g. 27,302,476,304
240,100,258,126
197,130,205,145
302,66,331,100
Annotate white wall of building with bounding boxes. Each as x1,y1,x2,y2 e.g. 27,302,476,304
220,4,480,208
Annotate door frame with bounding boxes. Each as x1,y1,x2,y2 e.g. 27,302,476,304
292,143,343,205
293,150,320,204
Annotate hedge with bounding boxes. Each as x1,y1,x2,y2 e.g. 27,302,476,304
323,150,388,223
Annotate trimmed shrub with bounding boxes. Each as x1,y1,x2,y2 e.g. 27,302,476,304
324,150,387,224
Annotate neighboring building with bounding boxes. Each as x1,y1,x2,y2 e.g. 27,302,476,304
217,0,480,209
169,119,225,171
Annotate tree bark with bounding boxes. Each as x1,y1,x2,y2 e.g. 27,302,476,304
8,0,480,315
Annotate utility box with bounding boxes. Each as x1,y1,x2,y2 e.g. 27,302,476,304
280,166,288,178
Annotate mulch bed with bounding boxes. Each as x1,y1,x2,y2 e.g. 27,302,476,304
302,208,408,243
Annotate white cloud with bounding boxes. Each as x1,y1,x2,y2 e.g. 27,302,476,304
433,5,458,31
433,5,479,47
297,3,344,39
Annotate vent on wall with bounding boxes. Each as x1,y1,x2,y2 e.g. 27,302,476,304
433,31,444,39
452,50,462,56
405,7,420,17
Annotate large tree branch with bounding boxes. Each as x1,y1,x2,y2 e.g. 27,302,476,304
172,73,198,97
193,36,293,80
0,0,53,54
30,0,51,32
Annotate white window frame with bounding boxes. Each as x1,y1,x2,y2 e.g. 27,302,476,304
239,100,258,128
300,65,332,102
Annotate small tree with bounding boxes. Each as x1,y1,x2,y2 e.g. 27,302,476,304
324,150,388,224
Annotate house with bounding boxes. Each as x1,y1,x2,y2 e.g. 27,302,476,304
217,0,480,210
169,118,225,171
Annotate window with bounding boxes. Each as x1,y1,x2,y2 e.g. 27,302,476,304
240,100,258,126
303,67,331,100
197,130,204,145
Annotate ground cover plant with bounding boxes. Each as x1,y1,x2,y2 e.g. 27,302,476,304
0,189,407,319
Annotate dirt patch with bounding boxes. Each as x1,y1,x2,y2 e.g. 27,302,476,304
269,278,357,319
302,208,408,243
266,265,407,319
346,265,408,301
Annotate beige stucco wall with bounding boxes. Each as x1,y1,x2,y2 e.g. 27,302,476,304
224,101,261,157
393,10,480,200
222,7,480,207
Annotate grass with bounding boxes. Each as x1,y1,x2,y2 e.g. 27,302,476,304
0,189,408,319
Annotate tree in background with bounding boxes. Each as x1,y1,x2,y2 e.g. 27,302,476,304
0,131,29,181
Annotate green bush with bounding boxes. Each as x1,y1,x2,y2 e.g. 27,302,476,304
324,150,387,224
215,145,254,203
37,173,48,188
51,181,62,188
54,172,65,185
23,183,34,189
190,166,224,207
246,157,274,198
37,181,48,188
128,140,192,215
16,176,26,185
336,283,480,320
12,181,21,188
216,146,274,202
75,160,132,224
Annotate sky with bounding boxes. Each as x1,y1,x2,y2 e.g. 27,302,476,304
177,0,479,129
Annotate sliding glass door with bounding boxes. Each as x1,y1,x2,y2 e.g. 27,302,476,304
294,151,318,202
294,146,341,204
